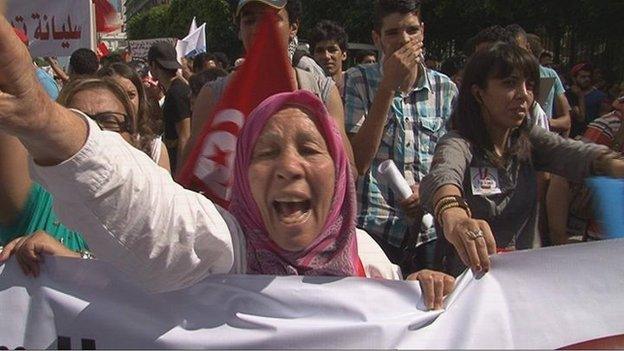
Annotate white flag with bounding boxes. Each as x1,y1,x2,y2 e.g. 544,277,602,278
188,16,198,35
177,22,206,60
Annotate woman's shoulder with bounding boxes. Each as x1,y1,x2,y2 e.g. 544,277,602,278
295,67,335,105
438,130,473,154
355,229,402,280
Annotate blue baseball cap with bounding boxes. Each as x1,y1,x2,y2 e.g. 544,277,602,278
235,0,287,17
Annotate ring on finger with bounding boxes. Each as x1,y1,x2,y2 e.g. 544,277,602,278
466,229,484,240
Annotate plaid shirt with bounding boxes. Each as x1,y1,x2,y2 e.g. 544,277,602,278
344,63,458,248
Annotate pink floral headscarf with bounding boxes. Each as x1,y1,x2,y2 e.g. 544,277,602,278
229,90,363,276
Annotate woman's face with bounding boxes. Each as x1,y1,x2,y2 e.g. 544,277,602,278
69,88,133,143
111,74,139,115
474,71,534,131
248,107,335,251
238,3,297,53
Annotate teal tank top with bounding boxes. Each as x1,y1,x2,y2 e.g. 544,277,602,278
0,183,88,251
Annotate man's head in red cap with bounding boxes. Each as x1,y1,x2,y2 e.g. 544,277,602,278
571,62,594,91
13,27,28,46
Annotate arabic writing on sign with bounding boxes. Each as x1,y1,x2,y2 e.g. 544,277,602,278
11,12,82,49
129,38,177,60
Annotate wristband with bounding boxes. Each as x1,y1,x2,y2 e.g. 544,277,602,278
434,195,470,219
435,197,471,226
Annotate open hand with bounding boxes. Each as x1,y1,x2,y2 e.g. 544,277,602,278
0,15,55,136
380,39,423,92
442,209,497,273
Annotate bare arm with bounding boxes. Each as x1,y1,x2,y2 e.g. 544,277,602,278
348,84,396,175
546,175,570,245
549,93,572,135
175,118,191,173
325,84,356,176
180,85,218,167
44,57,69,83
0,132,32,226
0,16,87,166
157,140,171,173
570,86,586,123
430,185,497,273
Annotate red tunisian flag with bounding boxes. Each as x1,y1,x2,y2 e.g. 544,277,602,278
177,13,296,208
93,0,122,33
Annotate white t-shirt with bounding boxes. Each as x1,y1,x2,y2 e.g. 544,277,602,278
32,114,401,293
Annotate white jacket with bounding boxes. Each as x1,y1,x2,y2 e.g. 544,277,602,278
31,113,401,293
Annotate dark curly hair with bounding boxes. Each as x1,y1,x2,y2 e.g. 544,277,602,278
97,63,163,156
374,0,421,33
285,0,302,24
69,48,99,76
468,25,514,54
310,20,348,52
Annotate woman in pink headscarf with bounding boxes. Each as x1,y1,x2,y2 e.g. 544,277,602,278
227,90,454,308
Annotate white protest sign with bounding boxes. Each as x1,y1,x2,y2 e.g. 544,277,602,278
128,37,177,60
6,0,94,57
1,239,623,349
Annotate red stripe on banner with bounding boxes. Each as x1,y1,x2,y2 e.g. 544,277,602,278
559,333,624,349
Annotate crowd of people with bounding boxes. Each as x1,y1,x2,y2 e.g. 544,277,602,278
0,0,623,313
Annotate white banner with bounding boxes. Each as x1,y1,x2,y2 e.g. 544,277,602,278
1,239,623,349
128,38,177,61
6,0,94,57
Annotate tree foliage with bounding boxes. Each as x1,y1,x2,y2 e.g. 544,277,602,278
126,0,623,79
126,4,170,40
127,0,241,58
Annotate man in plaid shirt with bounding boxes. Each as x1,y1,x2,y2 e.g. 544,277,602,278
344,0,457,274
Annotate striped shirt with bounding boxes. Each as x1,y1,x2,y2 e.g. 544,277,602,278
344,63,458,248
582,111,623,149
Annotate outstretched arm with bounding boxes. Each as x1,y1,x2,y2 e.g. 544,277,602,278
0,14,236,292
0,15,87,165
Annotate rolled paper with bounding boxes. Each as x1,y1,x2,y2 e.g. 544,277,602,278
377,160,435,230
377,160,412,200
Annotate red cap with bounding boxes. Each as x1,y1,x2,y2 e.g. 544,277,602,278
571,62,591,77
13,27,29,45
